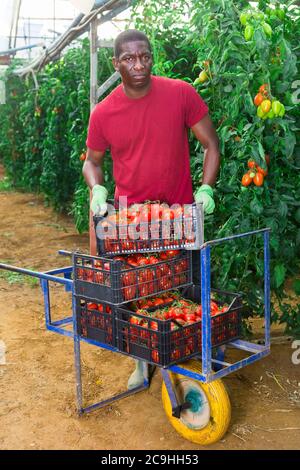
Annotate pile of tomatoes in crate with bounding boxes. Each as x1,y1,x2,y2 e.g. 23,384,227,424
76,250,190,302
97,201,196,253
119,291,238,365
79,301,113,344
131,292,229,325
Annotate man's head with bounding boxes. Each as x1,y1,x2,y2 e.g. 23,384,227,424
113,29,152,92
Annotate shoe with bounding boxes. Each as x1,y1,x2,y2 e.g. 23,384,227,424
127,359,145,390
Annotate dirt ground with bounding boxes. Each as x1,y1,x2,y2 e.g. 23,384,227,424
0,165,300,451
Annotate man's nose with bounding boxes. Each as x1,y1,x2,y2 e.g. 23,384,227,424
133,57,144,70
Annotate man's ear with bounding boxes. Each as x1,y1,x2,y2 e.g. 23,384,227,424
112,57,119,72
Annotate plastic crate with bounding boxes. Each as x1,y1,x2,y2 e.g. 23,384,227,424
94,203,204,255
76,297,116,346
115,286,243,367
73,251,192,305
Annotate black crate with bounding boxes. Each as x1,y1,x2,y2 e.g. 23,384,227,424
76,297,116,346
94,203,204,255
73,251,192,305
115,286,243,367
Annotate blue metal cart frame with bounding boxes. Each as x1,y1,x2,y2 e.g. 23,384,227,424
0,227,270,419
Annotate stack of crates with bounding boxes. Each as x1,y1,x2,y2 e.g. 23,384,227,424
74,203,242,366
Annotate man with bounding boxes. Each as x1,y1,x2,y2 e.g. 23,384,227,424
83,29,220,389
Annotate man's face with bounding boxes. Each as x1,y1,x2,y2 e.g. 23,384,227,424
113,40,152,89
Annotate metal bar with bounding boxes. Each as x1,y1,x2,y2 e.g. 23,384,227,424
168,348,270,383
0,263,72,286
211,359,232,367
51,317,73,326
202,228,271,248
90,17,98,110
80,384,148,414
168,364,206,382
161,369,179,411
201,246,212,377
47,324,74,338
41,279,51,326
58,250,73,257
227,339,268,353
73,295,83,414
97,71,120,99
264,231,271,349
44,266,72,276
208,349,270,382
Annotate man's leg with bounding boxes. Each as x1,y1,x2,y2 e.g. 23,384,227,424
127,359,145,389
192,249,201,287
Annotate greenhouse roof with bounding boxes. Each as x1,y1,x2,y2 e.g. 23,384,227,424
0,0,132,68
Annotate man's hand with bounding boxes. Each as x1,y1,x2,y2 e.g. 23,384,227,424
194,184,215,215
91,184,108,216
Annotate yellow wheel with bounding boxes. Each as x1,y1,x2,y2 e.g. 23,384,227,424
161,360,231,445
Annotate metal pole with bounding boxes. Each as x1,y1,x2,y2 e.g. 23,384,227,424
264,231,271,349
201,246,212,378
90,17,98,111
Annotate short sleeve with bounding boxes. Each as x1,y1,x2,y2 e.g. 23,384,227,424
86,105,110,152
182,81,209,128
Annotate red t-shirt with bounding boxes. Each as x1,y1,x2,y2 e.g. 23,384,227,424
86,75,208,206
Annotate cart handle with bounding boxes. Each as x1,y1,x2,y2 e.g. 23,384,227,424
0,262,72,286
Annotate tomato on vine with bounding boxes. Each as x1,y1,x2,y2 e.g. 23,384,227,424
254,93,264,107
253,172,264,186
241,173,253,186
261,99,271,113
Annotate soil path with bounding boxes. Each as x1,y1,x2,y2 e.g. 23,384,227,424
0,166,300,450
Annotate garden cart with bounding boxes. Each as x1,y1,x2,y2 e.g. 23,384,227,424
0,219,270,445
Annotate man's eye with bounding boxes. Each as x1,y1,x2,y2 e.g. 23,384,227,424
125,57,133,62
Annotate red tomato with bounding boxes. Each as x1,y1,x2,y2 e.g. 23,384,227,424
87,303,98,310
184,313,196,322
151,350,159,363
140,204,151,222
253,172,264,186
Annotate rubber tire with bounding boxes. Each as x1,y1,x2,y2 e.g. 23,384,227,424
161,360,231,445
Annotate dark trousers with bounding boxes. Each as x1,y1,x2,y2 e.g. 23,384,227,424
191,249,201,285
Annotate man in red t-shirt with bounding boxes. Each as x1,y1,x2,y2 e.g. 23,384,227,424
83,29,220,389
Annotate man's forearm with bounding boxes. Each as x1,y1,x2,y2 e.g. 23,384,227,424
82,160,104,190
201,145,220,186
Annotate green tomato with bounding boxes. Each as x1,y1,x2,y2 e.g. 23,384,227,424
272,100,282,116
257,105,265,118
267,109,275,119
193,77,201,85
244,24,254,41
278,103,285,117
240,12,250,26
199,70,209,83
262,22,272,36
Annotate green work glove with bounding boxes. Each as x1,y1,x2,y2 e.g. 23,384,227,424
194,184,215,215
91,184,108,216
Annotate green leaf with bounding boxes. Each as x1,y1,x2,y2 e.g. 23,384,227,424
250,198,263,216
292,280,300,296
274,264,286,288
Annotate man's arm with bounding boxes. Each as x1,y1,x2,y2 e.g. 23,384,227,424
82,147,106,189
191,114,220,186
83,148,108,215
